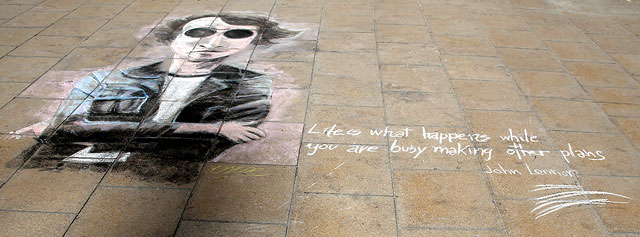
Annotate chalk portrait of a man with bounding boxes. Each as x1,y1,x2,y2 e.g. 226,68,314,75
15,13,301,178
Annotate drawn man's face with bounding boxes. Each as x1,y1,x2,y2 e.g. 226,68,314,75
171,17,259,62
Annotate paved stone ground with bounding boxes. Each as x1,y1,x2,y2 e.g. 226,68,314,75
0,0,639,236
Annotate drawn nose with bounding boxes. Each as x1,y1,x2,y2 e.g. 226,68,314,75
199,34,224,48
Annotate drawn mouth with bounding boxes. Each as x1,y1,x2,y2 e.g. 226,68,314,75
193,50,227,53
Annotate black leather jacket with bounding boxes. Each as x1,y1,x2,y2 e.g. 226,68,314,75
41,62,271,143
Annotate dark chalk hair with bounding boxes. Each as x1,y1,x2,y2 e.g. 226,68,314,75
155,13,299,45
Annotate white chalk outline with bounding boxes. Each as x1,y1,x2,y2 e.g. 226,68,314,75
63,146,130,163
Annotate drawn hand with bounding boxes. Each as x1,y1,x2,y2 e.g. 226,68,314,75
10,122,49,138
219,121,266,143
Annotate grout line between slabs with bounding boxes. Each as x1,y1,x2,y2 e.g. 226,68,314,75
57,1,179,235
370,1,401,236
169,0,237,236
451,1,521,235
284,0,324,235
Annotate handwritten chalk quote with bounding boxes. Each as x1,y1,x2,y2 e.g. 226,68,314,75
305,124,606,177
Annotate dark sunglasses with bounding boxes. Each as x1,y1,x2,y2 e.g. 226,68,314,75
184,28,255,39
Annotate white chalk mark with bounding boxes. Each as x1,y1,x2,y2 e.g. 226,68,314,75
530,199,576,213
535,200,601,219
63,146,130,164
530,184,631,220
535,191,632,203
307,181,319,189
69,146,117,159
333,162,345,170
119,153,130,162
531,184,581,192
277,202,289,210
531,199,627,214
534,199,628,219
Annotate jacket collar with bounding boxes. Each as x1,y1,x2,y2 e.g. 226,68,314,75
120,62,166,79
120,62,263,80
